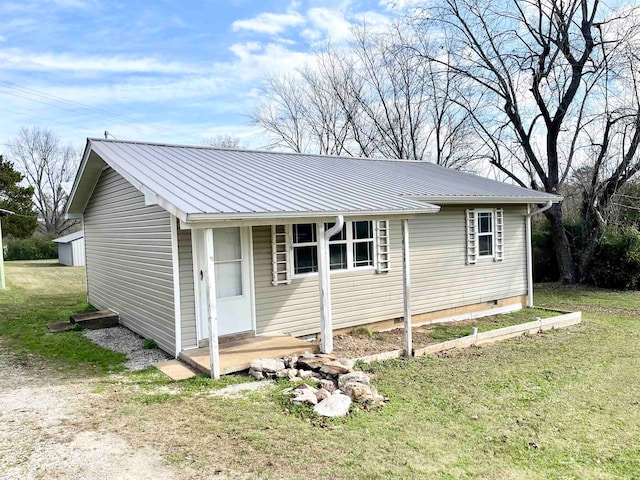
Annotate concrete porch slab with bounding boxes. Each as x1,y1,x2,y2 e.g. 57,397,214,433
180,333,318,376
154,359,198,381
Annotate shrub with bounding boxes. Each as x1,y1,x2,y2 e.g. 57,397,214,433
142,338,159,349
588,226,640,289
532,221,583,283
5,234,58,261
532,223,558,282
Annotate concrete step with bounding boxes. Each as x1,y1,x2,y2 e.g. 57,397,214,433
70,310,119,330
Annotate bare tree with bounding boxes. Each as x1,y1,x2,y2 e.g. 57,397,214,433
408,0,640,283
250,25,475,167
202,134,244,149
8,126,80,235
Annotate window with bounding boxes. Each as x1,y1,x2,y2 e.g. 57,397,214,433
352,221,374,267
292,224,317,274
465,208,504,264
291,221,375,275
477,211,494,257
327,222,348,270
213,227,243,298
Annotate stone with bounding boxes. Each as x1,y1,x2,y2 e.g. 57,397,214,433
295,383,318,394
319,361,351,376
298,369,315,379
316,388,331,402
313,393,352,417
338,358,356,371
338,371,371,390
276,368,299,379
343,383,377,403
292,389,318,406
283,356,298,369
318,378,337,393
250,358,285,374
297,354,338,371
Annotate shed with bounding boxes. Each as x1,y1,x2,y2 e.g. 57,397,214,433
53,230,85,266
65,139,562,377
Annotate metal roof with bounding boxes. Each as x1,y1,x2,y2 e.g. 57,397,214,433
67,139,561,223
53,230,84,243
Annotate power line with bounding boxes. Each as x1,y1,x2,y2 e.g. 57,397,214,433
0,106,108,134
0,80,190,138
0,107,98,132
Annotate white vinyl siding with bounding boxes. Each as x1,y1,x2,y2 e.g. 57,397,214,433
178,228,197,349
83,167,176,354
410,206,523,314
253,205,527,337
57,237,85,266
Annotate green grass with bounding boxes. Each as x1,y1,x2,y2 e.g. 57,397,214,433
427,307,556,343
0,260,126,374
3,261,640,479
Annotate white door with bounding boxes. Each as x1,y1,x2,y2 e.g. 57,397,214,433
196,227,253,340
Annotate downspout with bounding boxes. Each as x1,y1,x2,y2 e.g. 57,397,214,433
526,201,553,307
318,215,344,354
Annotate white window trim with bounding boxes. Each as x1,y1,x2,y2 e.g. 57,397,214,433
476,209,496,260
290,221,377,278
466,208,504,264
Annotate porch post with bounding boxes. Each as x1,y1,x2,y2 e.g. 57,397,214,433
402,218,413,356
203,228,220,379
317,222,333,354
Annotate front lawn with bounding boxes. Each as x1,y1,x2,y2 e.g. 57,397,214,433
1,261,639,479
0,260,126,374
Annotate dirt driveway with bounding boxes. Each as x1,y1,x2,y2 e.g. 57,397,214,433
0,344,181,480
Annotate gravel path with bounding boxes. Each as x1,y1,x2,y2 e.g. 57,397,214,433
84,326,171,370
0,336,179,479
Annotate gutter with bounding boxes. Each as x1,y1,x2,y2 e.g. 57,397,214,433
318,215,345,354
526,201,553,307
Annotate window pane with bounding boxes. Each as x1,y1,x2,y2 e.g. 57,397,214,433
329,244,347,270
478,213,493,233
478,235,493,256
326,222,346,241
353,221,373,240
215,261,242,298
294,245,318,274
354,241,373,266
293,223,316,244
213,227,241,262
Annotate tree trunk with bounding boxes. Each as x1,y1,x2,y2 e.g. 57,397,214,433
545,203,577,284
578,202,604,284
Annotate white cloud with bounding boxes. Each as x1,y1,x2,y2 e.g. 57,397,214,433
0,49,206,74
224,41,314,81
50,0,99,9
231,5,306,35
302,7,354,43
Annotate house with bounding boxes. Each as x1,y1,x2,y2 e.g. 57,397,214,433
53,230,85,266
65,139,561,377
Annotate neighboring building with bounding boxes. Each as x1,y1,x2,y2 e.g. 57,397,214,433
53,230,85,266
65,139,561,371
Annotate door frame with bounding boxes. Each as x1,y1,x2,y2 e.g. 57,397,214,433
192,226,256,345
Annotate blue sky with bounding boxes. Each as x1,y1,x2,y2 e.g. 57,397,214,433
0,0,398,151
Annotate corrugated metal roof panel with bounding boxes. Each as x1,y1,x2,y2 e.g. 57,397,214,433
79,139,559,220
53,230,84,243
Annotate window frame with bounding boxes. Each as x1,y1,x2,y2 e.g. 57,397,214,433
290,220,377,278
475,209,495,260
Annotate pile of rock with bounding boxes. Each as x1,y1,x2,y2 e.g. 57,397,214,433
249,353,387,417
